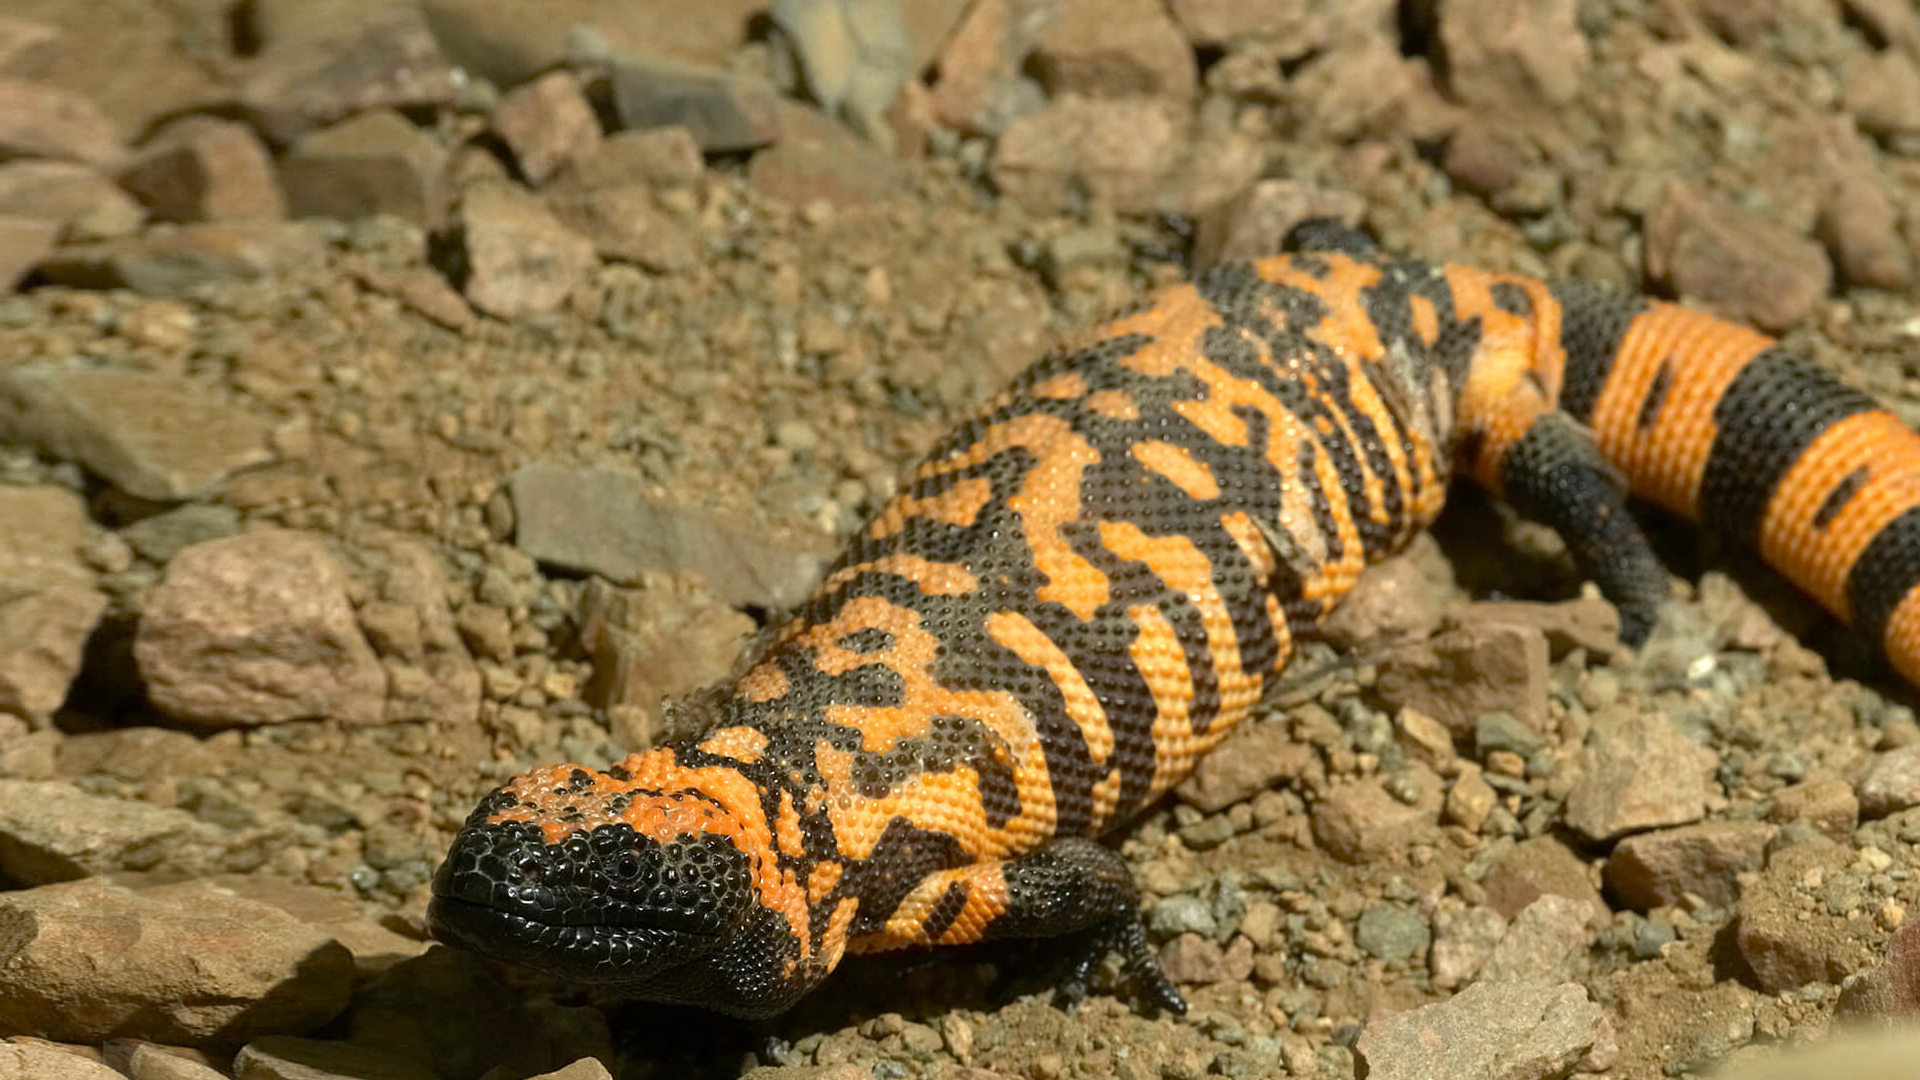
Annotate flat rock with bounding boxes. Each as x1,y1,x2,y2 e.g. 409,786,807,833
1644,180,1831,333
0,77,123,168
1478,894,1593,986
1735,838,1879,993
492,71,601,186
1030,0,1197,102
609,59,781,154
1310,761,1443,862
240,15,458,145
0,585,107,726
577,575,756,731
34,220,325,296
101,1041,228,1080
989,93,1185,213
770,0,916,148
0,485,93,591
0,214,56,289
1458,596,1622,659
134,530,387,728
1604,820,1776,911
1482,836,1610,928
233,1037,438,1080
419,0,764,86
747,101,904,210
1563,705,1717,842
1174,720,1313,813
1355,980,1611,1080
0,160,143,240
348,264,475,331
0,363,272,501
1374,618,1551,735
118,116,286,224
554,128,705,192
1858,744,1920,819
1435,0,1588,110
280,110,447,227
0,780,200,884
545,185,698,272
0,877,354,1048
451,183,598,320
0,1043,126,1080
1767,775,1858,840
509,462,829,609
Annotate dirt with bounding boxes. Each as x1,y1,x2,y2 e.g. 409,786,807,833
5,0,1920,1078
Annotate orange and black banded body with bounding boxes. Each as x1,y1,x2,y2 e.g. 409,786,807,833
430,221,1920,1018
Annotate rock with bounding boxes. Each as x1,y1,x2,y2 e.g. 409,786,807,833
770,0,916,148
925,0,1049,136
1563,705,1717,842
1482,836,1609,928
279,110,448,226
1354,980,1611,1080
1842,0,1920,58
1356,902,1430,963
1429,904,1507,990
134,530,387,728
1834,918,1920,1023
1603,821,1776,911
1479,895,1594,985
555,128,705,192
118,117,285,224
1395,706,1455,771
1193,178,1368,270
347,531,481,727
1735,838,1878,993
0,780,200,883
348,264,475,332
1768,775,1858,840
989,93,1184,213
531,1061,614,1080
0,18,60,76
1817,131,1912,289
0,160,143,240
1643,181,1831,333
232,1037,437,1080
545,185,699,272
1310,761,1444,862
1374,619,1551,736
1031,0,1196,103
449,184,598,320
509,462,829,609
1158,933,1254,985
492,71,601,186
120,504,243,566
34,220,325,296
0,363,273,501
577,576,756,731
101,1041,228,1080
1859,745,1920,818
0,214,56,289
240,15,458,145
609,59,781,153
333,948,530,1080
1846,51,1920,138
0,77,123,168
0,486,94,591
1435,0,1588,111
1459,596,1622,660
419,0,763,86
1174,720,1313,813
1444,765,1498,832
0,1043,126,1080
1167,0,1322,46
0,586,107,726
747,101,904,210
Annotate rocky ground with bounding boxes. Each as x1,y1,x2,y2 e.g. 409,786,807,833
6,0,1920,1078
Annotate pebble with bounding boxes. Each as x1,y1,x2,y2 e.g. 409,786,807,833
453,183,597,320
1310,762,1443,863
575,575,756,728
1355,902,1430,963
989,94,1185,214
492,70,602,186
118,116,285,223
0,77,124,168
610,59,781,153
1444,765,1498,833
1354,980,1611,1080
1429,904,1507,989
279,110,448,226
1434,0,1588,110
770,0,916,149
0,160,144,240
554,128,705,192
1193,178,1368,269
0,362,273,501
1375,620,1551,736
1858,745,1920,819
1603,821,1777,911
1563,705,1718,842
1174,719,1312,813
545,184,699,272
1817,128,1913,289
1767,775,1859,840
1478,895,1593,986
1462,597,1621,660
1481,836,1609,928
1643,181,1832,333
135,529,387,727
748,101,904,210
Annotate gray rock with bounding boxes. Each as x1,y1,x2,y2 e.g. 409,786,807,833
1479,895,1592,986
609,58,781,153
1355,980,1613,1080
280,110,447,226
1356,902,1430,963
121,504,243,565
33,221,325,297
1563,704,1717,842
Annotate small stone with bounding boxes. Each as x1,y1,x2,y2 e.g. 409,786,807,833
492,70,601,185
1735,838,1876,993
770,0,916,148
449,184,597,320
1029,0,1197,102
279,110,447,226
454,603,515,665
989,93,1184,214
240,15,458,144
1482,836,1609,928
0,780,200,883
0,363,273,501
120,505,242,565
0,1043,126,1080
509,463,829,609
555,128,705,192
1395,707,1455,771
1435,0,1588,110
1356,903,1430,963
1563,705,1717,842
34,221,324,296
610,59,781,153
134,530,387,728
545,185,699,272
748,101,904,210
1375,620,1551,736
1818,135,1913,289
576,576,756,729
1429,904,1507,990
0,585,107,726
1643,180,1831,333
118,116,286,223
925,0,1042,136
0,213,56,289
1445,766,1498,833
1354,980,1610,1080
1311,762,1444,863
1604,821,1777,911
1461,596,1622,659
1859,745,1920,819
1176,720,1312,813
1479,895,1594,986
1768,775,1858,841
1846,51,1920,138
1158,933,1248,985
0,77,123,168
0,160,143,240
232,1036,436,1080
1192,178,1368,269
348,265,474,331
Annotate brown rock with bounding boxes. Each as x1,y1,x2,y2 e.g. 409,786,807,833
280,110,448,227
1030,0,1197,102
1834,918,1920,1023
1479,894,1594,986
1603,821,1776,911
0,486,93,592
0,363,273,501
1158,933,1254,985
0,586,107,726
1842,0,1920,59
117,117,285,224
231,1037,437,1080
1644,181,1831,332
0,160,143,240
451,184,598,320
556,128,705,192
0,18,60,76
1318,533,1452,650
101,1041,227,1080
0,877,354,1048
926,0,1048,136
1430,903,1507,990
747,101,904,210
989,93,1184,213
1459,596,1622,660
0,77,123,168
1564,705,1718,842
547,185,697,274
1311,761,1444,862
1847,51,1920,138
1767,775,1859,840
1818,142,1913,289
493,71,601,186
770,0,917,149
0,780,201,883
610,59,781,153
1482,836,1609,928
577,576,755,730
347,531,481,727
1374,619,1550,736
1193,178,1368,269
349,264,475,331
1735,838,1878,993
1436,0,1588,110
0,214,55,290
1175,720,1313,813
34,221,324,296
419,0,763,86
1859,745,1920,819
134,530,387,728
0,1042,125,1080
1167,0,1321,45
1354,980,1612,1080
240,15,458,145
1444,765,1497,832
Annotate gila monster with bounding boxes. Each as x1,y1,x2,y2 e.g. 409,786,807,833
429,220,1920,1018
